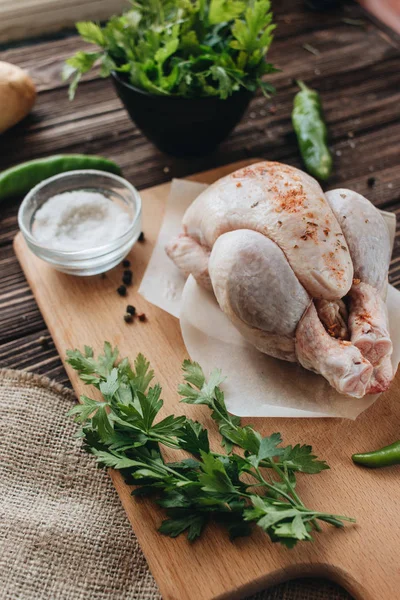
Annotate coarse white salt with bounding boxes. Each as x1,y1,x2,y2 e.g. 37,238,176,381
33,190,131,251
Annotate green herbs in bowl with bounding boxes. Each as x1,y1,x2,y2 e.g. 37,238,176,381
64,0,277,100
63,1,277,156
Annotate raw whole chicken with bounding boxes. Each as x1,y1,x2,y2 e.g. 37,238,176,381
166,161,393,399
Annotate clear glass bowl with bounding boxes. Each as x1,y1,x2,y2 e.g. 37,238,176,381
18,170,142,276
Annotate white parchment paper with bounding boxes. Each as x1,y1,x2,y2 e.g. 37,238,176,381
139,179,400,419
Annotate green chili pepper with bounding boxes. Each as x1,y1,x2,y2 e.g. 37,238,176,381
0,154,122,201
292,80,333,181
352,440,400,468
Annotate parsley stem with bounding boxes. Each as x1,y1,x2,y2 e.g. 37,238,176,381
254,466,297,507
270,462,301,503
147,433,182,449
211,400,239,431
315,513,356,523
269,461,322,532
137,456,190,483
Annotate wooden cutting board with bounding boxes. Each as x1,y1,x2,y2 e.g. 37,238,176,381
14,159,400,600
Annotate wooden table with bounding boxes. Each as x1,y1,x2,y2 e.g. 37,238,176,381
0,1,399,598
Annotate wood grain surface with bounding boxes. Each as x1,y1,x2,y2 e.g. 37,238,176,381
0,0,126,44
14,159,400,600
1,0,400,598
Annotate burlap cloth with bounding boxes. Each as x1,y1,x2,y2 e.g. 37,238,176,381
0,369,352,600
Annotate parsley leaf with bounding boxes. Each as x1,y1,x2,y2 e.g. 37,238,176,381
208,0,246,25
179,361,240,452
130,354,154,393
179,419,210,455
199,451,237,494
76,21,105,46
279,444,329,474
66,341,118,382
246,433,283,467
181,360,205,389
231,0,275,54
159,511,207,541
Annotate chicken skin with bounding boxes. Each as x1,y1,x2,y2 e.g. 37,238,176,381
166,162,394,398
325,189,393,392
180,161,353,300
208,229,372,397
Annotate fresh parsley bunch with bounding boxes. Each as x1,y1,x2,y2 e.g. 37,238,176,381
66,342,354,546
63,0,277,100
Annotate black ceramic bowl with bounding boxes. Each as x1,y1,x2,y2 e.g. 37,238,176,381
111,72,254,157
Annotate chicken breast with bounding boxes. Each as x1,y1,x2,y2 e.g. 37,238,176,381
182,161,353,300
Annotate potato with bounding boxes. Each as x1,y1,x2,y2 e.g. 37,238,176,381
0,61,36,134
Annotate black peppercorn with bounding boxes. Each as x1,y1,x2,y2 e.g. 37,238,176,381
117,285,127,296
122,259,131,268
367,176,376,188
124,313,133,323
126,305,136,316
138,232,145,243
122,270,133,286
